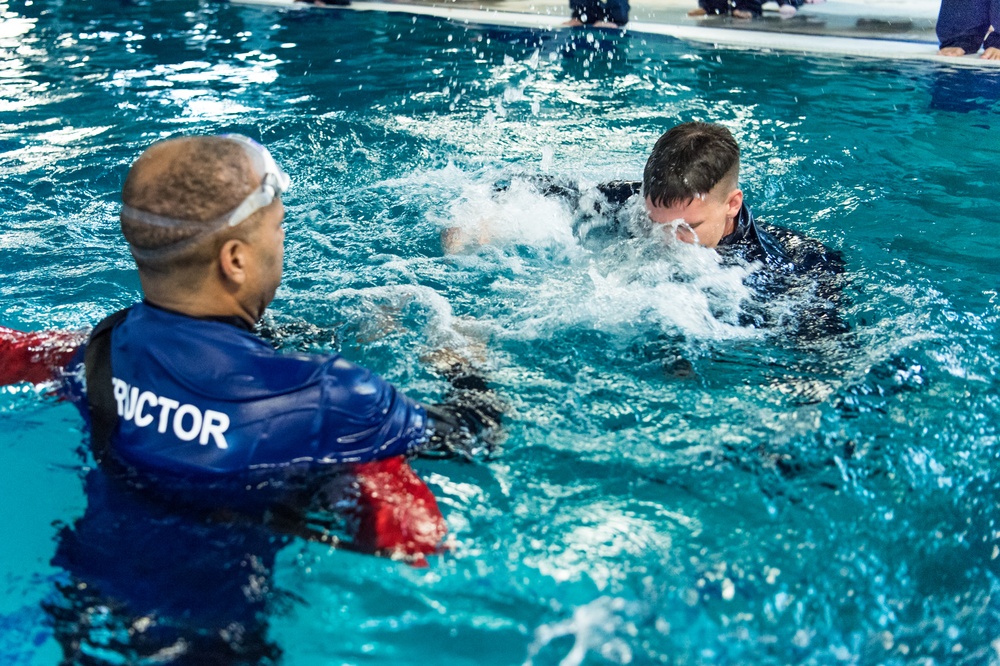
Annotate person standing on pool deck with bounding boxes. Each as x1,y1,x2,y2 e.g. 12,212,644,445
1,134,500,662
936,0,1000,60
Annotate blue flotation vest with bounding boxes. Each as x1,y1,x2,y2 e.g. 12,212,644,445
74,301,429,481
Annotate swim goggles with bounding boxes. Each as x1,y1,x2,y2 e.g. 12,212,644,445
121,134,291,259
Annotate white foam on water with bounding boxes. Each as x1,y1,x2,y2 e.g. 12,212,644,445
436,176,763,345
322,283,475,354
523,596,641,666
443,178,581,254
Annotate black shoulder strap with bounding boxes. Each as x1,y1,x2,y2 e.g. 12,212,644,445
83,308,131,470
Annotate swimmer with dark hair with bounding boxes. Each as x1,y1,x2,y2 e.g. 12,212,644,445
1,134,500,663
453,122,847,339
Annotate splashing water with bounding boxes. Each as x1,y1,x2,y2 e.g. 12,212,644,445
1,2,999,664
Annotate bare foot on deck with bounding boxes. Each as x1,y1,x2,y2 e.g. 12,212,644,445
687,7,707,16
563,18,585,26
938,46,967,56
983,47,1000,60
732,9,754,19
591,20,620,28
778,4,797,17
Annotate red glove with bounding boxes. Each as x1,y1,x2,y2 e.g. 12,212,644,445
352,457,448,565
0,326,85,386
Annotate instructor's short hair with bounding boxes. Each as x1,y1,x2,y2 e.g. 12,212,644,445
643,122,740,208
120,137,258,272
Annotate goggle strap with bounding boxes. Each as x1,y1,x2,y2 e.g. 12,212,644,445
218,176,279,228
126,232,212,263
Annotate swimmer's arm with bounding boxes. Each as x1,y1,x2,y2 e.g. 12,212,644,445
501,176,639,212
443,177,639,254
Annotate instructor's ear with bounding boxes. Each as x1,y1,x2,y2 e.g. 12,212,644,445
218,239,249,286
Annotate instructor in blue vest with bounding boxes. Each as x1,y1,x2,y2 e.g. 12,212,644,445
0,135,498,663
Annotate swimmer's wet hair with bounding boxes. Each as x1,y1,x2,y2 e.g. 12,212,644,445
643,122,740,208
120,136,259,272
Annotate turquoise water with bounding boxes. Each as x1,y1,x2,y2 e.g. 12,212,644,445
1,0,999,663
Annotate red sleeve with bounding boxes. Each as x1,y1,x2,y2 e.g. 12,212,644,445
0,326,86,386
351,457,448,565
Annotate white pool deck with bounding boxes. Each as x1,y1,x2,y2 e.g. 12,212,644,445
236,0,1000,68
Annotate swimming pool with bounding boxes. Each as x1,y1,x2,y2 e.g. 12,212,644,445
1,0,999,663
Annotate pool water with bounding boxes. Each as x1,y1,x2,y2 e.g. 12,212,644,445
1,0,999,663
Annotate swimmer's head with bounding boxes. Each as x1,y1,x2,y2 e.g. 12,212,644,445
642,122,743,249
121,135,288,322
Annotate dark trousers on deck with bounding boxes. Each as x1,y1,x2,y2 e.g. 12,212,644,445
698,0,764,17
570,0,630,24
937,0,1000,52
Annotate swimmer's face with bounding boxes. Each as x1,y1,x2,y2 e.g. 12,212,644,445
645,180,742,249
